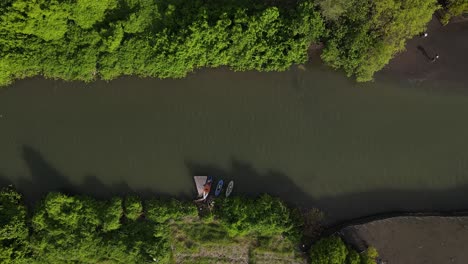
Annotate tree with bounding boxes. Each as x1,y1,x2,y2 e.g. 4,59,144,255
30,193,104,263
100,197,123,232
0,187,29,263
1,0,71,41
317,0,352,20
124,196,142,221
310,236,348,264
145,198,197,224
214,195,298,239
0,0,325,86
322,0,439,81
360,247,379,264
71,0,118,29
346,249,361,264
441,0,468,24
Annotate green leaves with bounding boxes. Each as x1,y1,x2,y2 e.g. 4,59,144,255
441,0,468,24
72,0,118,29
124,196,143,221
310,236,348,264
146,198,197,224
0,0,325,86
101,197,123,232
310,236,380,264
321,0,438,82
2,0,71,41
0,188,29,263
214,194,298,239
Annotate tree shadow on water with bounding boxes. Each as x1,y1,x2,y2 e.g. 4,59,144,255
186,158,468,225
186,158,314,207
0,145,179,206
2,147,468,225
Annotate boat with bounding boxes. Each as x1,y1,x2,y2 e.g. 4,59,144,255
225,180,234,197
193,176,213,202
214,180,224,197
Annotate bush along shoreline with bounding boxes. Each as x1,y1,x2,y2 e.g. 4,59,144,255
0,0,440,86
0,187,379,263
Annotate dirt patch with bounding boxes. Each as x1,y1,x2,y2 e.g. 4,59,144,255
380,16,468,84
342,216,468,264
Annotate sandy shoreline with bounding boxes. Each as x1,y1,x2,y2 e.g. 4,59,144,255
379,16,468,84
341,215,468,264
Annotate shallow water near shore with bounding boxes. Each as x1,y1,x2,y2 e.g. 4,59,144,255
1,63,468,222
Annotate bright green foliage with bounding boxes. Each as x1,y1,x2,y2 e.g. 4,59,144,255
124,196,142,221
100,197,123,232
28,193,172,263
346,249,361,264
72,0,118,29
214,194,299,239
0,188,370,263
146,198,197,223
1,0,71,41
317,0,352,20
31,193,103,263
441,0,468,24
0,188,29,263
321,0,439,81
0,0,325,86
310,236,379,264
310,236,348,264
360,246,379,264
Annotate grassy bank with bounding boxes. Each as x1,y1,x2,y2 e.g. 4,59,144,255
0,0,439,86
0,187,377,263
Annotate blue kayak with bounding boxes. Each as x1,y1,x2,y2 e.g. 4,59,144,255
214,180,224,197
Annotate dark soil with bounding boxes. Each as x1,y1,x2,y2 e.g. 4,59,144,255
342,216,468,264
380,16,468,84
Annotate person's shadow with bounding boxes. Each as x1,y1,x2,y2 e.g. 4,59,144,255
417,45,432,60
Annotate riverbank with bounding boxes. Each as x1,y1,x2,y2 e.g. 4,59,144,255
341,215,468,264
2,187,380,264
379,16,468,84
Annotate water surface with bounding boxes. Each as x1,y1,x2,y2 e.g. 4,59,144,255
1,65,468,222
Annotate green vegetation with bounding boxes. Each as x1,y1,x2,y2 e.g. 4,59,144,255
0,187,379,263
441,0,468,24
0,0,324,86
321,0,439,81
0,188,29,263
309,236,379,264
0,0,443,85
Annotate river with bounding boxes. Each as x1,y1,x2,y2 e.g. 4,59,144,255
1,60,468,223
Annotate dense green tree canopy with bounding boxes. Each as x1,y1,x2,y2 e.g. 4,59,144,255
0,0,324,86
310,236,348,264
321,0,439,81
0,188,29,263
441,0,468,24
0,0,445,84
0,188,379,263
309,236,379,264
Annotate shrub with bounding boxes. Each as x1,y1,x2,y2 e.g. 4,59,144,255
0,187,29,263
310,236,348,264
322,0,438,82
100,197,123,232
145,198,197,224
441,0,468,24
0,0,325,86
124,196,142,221
214,195,299,239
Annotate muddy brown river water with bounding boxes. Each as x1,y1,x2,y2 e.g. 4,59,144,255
1,62,468,222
